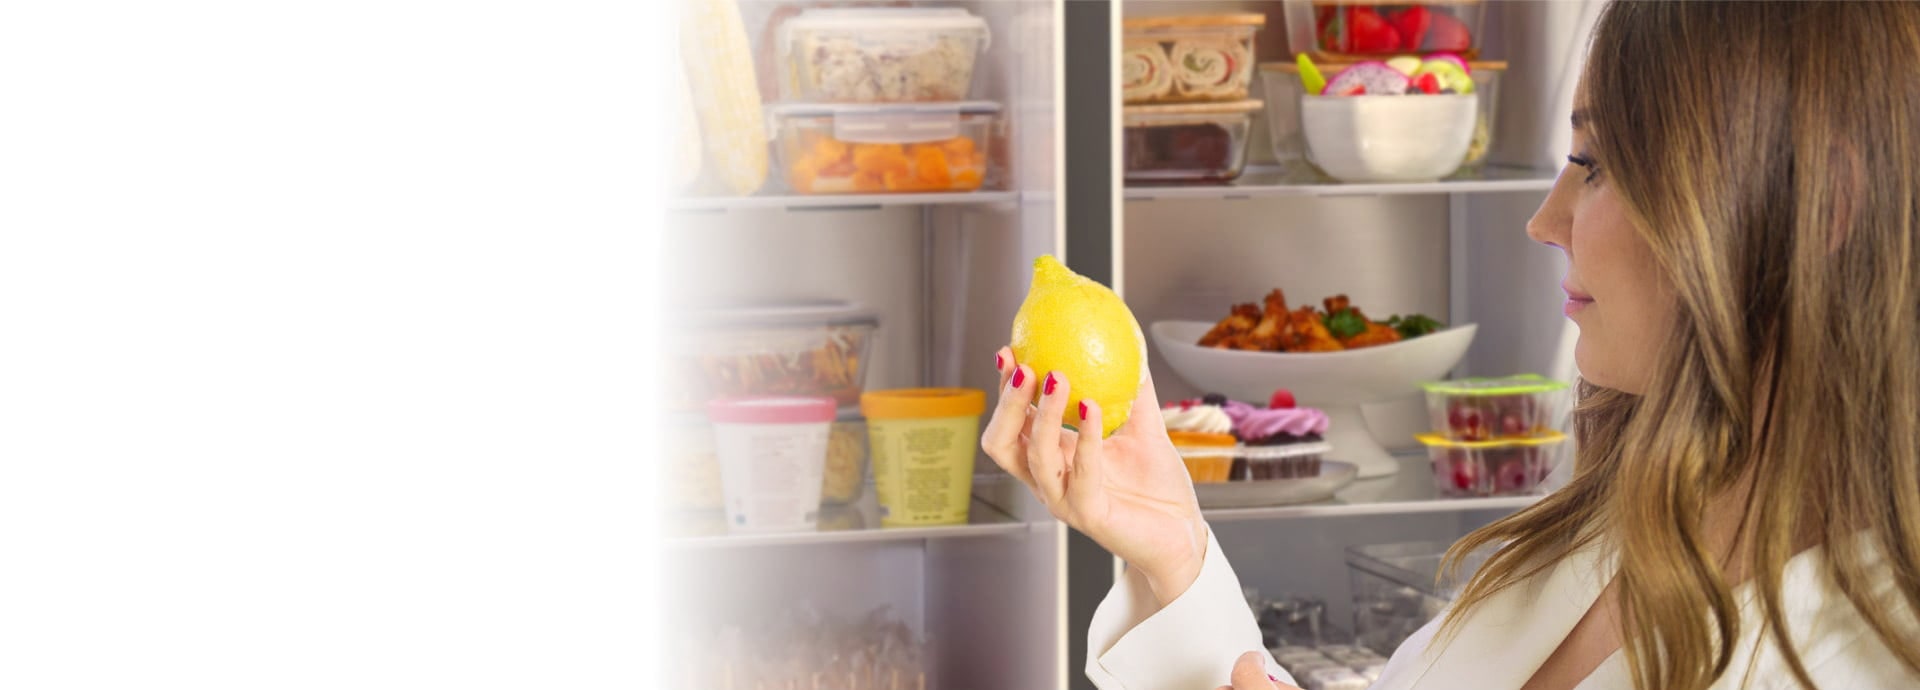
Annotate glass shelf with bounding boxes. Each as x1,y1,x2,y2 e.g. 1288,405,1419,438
1202,452,1544,522
663,485,1031,551
669,190,1021,213
1125,164,1557,201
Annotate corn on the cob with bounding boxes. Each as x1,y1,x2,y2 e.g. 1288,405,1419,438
681,0,767,196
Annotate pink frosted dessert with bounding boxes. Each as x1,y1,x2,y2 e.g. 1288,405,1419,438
1224,390,1331,480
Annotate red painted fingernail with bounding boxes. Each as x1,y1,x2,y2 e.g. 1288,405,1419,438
995,352,1004,370
1044,372,1058,395
1079,400,1089,418
1010,368,1026,389
1269,674,1279,682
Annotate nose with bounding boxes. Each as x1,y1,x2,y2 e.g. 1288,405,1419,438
1526,168,1575,250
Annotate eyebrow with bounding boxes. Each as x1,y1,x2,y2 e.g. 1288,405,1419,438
1571,109,1589,130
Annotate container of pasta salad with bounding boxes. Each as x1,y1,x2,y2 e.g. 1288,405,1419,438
777,8,990,103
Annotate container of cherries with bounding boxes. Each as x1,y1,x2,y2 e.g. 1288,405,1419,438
1414,375,1570,498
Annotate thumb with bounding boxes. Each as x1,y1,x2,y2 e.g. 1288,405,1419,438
1229,650,1286,689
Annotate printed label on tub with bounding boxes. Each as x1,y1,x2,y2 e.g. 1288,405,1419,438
714,424,829,533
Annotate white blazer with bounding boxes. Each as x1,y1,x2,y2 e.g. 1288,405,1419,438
1086,530,1918,689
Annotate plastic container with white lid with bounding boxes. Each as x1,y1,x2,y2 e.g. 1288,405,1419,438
671,300,878,411
778,8,991,103
1124,99,1263,183
768,101,1001,194
708,395,837,534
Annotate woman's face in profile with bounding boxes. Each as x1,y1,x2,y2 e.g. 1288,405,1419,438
1526,83,1676,394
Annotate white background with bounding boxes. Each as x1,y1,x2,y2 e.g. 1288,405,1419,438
0,1,663,687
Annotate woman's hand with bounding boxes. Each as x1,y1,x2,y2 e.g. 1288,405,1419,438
982,347,1209,606
1213,651,1300,690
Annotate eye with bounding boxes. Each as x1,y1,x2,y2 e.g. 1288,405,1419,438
1567,154,1601,185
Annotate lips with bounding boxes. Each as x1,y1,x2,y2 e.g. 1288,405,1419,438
1561,282,1594,303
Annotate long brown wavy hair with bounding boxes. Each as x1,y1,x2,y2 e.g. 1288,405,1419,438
1442,3,1920,688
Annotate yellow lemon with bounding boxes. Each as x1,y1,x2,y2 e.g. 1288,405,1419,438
1010,255,1146,437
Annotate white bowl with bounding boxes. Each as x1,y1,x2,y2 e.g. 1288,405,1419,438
1151,320,1477,477
1301,94,1477,183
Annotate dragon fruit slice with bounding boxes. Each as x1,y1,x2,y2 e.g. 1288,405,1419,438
1322,61,1410,96
1414,55,1474,94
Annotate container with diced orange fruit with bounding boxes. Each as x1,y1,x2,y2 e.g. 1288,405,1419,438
768,101,1000,194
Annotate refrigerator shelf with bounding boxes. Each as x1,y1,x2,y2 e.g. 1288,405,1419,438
664,492,1031,551
1124,164,1556,201
1201,452,1544,522
670,190,1022,213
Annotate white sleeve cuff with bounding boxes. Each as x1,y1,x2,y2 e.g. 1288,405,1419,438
1084,528,1293,689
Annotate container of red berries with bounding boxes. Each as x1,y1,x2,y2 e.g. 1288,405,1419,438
1415,432,1567,497
1284,1,1486,61
1420,374,1569,441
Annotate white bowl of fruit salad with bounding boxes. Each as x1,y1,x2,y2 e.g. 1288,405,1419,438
1299,57,1478,183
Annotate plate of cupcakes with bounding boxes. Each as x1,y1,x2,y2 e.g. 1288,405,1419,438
1164,389,1358,509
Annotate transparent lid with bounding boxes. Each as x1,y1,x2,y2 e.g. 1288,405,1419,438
1420,374,1569,396
780,8,991,53
681,299,879,330
768,101,1001,144
1344,540,1488,598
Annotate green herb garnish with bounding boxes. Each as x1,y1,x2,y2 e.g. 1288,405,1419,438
1387,314,1444,339
1324,309,1369,339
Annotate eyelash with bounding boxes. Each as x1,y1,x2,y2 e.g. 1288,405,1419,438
1567,154,1601,184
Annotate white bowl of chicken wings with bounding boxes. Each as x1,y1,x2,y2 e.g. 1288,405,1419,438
1149,291,1476,478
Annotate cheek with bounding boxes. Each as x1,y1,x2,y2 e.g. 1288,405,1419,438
1571,192,1672,390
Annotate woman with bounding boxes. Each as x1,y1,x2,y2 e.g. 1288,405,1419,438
983,3,1920,688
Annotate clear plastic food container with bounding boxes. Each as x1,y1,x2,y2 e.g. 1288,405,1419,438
1122,13,1267,104
768,101,1000,194
1345,540,1491,654
1420,374,1570,441
1415,431,1568,497
822,414,868,505
672,300,878,411
1124,99,1262,183
664,415,723,512
1260,60,1505,171
778,8,990,103
1284,1,1486,60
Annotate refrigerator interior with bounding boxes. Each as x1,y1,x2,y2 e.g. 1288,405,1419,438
664,0,1065,687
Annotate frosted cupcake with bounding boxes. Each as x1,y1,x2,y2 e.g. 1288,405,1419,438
1224,390,1333,479
1164,394,1237,483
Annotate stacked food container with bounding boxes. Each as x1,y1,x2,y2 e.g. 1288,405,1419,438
767,8,1001,195
1414,374,1571,497
1254,0,1505,182
1121,13,1267,183
1345,540,1493,655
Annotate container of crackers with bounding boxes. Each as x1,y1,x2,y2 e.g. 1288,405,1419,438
673,300,878,411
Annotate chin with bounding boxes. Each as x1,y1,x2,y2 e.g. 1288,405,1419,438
1572,339,1647,395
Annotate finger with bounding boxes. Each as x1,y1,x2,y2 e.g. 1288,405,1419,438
1229,651,1282,689
1120,368,1168,438
1026,371,1070,506
993,346,1015,389
980,364,1037,486
1067,399,1107,514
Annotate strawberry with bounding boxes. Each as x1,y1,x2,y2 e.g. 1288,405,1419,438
1414,72,1442,94
1268,389,1297,409
1391,6,1432,52
1319,7,1353,52
1334,83,1367,96
1348,8,1401,53
1425,11,1472,52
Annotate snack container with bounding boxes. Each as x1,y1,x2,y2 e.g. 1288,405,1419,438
1345,540,1492,655
1124,99,1263,182
1416,431,1569,497
1122,13,1266,104
1421,374,1570,441
1260,60,1505,169
822,414,868,505
709,396,837,533
674,300,877,410
777,8,990,103
1171,431,1236,483
1285,1,1487,60
664,415,724,512
769,101,1000,194
1236,441,1334,480
861,388,987,527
